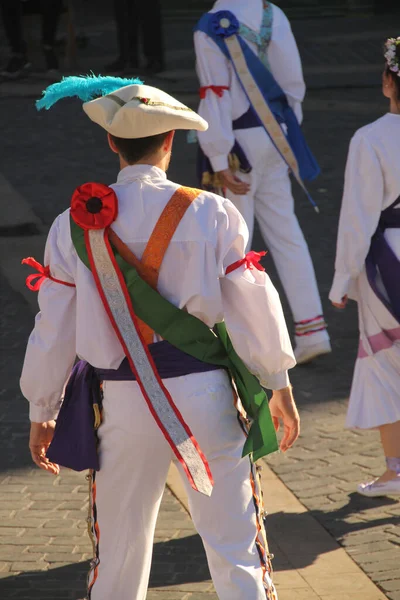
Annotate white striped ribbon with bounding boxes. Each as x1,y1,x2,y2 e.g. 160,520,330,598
86,228,213,496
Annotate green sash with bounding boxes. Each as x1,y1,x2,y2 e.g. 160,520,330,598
71,216,278,460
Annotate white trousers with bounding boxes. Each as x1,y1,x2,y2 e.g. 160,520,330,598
226,128,328,345
87,369,277,600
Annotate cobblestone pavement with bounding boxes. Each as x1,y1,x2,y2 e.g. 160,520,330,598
1,8,400,600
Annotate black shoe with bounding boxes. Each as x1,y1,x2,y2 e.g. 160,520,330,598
1,54,31,79
145,59,165,75
43,46,59,71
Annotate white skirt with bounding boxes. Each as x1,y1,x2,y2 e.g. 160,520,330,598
346,342,400,429
346,265,400,430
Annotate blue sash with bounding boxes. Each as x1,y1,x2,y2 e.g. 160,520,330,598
195,11,320,183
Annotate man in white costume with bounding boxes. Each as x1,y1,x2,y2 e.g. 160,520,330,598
20,75,299,599
194,0,331,364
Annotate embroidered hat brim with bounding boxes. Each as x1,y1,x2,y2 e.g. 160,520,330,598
83,84,208,138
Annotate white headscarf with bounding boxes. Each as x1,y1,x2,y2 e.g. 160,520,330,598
211,0,264,32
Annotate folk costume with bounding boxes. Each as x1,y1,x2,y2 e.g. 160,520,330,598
330,112,400,496
330,113,400,429
20,75,296,599
194,0,331,363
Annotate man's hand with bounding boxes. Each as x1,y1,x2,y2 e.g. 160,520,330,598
269,387,300,453
331,295,348,310
216,168,251,196
29,421,60,475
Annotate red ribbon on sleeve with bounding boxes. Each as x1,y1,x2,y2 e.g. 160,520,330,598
22,257,76,291
225,250,267,275
199,85,230,99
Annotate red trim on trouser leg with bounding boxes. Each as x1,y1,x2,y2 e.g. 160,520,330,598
233,394,277,599
87,471,100,598
295,315,327,338
250,461,278,600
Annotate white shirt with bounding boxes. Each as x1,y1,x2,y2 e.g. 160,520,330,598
21,165,295,422
195,1,306,172
330,113,400,304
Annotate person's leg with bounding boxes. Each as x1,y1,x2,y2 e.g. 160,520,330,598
125,0,139,68
105,0,135,71
88,380,172,600
357,421,400,496
0,0,31,77
170,370,277,599
40,0,62,71
139,0,164,71
0,0,26,54
377,421,400,482
254,159,330,359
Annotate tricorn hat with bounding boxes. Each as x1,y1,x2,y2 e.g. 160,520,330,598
36,74,208,138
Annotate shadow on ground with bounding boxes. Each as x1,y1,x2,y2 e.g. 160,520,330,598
2,496,399,599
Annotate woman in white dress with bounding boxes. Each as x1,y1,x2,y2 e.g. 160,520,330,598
330,38,400,497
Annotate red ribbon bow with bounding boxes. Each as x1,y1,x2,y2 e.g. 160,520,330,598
225,250,267,275
22,257,75,291
199,85,230,99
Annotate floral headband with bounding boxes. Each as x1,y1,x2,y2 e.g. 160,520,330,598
384,37,400,76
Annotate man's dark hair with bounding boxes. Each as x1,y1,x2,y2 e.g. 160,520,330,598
110,131,170,164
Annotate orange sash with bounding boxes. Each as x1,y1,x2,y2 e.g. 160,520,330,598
109,186,202,344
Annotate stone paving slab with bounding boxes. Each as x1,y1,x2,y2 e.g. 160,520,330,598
0,173,42,233
167,463,388,599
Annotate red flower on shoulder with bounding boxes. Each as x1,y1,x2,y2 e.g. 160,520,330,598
70,183,118,230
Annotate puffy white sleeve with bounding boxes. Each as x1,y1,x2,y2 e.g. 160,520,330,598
268,6,305,124
329,132,384,304
217,199,295,390
20,216,77,422
194,30,234,172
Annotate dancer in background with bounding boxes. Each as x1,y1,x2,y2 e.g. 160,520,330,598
0,0,62,77
330,38,400,497
194,0,331,364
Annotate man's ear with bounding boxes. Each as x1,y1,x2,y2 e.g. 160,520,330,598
163,131,175,153
107,132,119,154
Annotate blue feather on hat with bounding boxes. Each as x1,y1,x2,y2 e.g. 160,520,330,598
36,74,143,111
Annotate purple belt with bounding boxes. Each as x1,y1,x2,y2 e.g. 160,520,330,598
46,341,220,472
233,106,262,130
366,195,400,322
232,105,284,130
95,340,220,381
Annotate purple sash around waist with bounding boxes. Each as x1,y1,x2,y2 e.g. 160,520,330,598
366,195,400,322
232,106,263,130
95,340,220,380
232,105,284,131
46,341,221,472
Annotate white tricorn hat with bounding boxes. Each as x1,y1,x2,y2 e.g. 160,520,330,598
83,84,208,138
